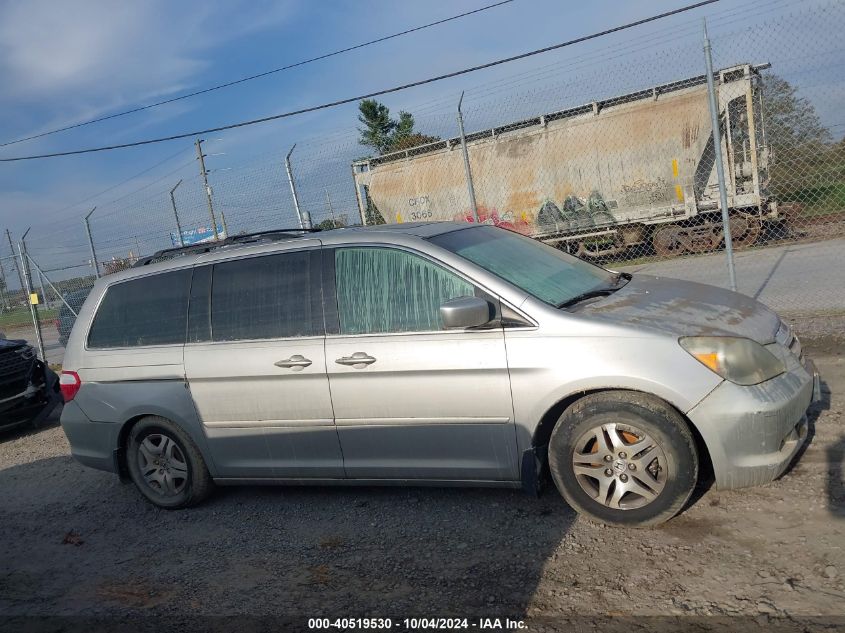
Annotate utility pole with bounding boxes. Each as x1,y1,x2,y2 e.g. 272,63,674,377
456,92,479,223
169,180,185,247
83,207,101,278
195,138,220,240
703,18,737,292
285,144,312,229
325,188,336,226
5,228,25,292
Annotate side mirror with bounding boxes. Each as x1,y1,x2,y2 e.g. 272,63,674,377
440,296,494,329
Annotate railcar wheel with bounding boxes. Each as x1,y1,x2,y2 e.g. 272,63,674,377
652,225,686,257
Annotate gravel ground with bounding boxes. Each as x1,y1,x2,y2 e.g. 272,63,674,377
0,344,843,631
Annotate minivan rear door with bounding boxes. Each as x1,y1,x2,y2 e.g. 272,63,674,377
184,245,344,479
323,245,518,481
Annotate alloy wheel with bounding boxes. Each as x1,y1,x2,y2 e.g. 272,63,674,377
571,422,667,510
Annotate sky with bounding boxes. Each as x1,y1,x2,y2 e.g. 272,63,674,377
0,0,841,279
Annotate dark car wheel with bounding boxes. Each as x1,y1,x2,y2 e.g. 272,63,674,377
126,416,213,509
548,391,698,527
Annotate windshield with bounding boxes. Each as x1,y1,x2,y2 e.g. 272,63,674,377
430,226,615,306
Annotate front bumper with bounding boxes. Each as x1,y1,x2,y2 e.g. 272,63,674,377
687,351,820,490
0,366,61,433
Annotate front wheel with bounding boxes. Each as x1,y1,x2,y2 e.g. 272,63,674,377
126,416,213,509
548,391,698,527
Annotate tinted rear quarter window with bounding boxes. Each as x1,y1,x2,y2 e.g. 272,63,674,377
87,269,192,348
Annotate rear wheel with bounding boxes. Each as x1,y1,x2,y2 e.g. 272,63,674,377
548,391,698,527
126,416,213,509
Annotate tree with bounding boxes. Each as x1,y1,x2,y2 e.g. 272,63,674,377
760,74,837,212
358,99,396,155
761,74,831,153
358,100,439,155
363,190,385,225
102,257,133,275
389,111,415,149
315,217,346,230
390,132,440,152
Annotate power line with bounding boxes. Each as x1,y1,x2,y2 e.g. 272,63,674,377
50,146,193,216
0,0,515,149
191,0,788,159
21,151,198,246
0,0,718,163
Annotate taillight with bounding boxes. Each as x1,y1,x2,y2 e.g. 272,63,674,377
60,371,81,402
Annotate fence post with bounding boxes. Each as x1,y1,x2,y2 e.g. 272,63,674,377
24,255,80,316
37,270,48,307
285,144,312,229
456,92,479,224
84,207,101,278
703,18,737,292
18,230,46,362
170,180,186,247
0,256,9,310
5,228,25,291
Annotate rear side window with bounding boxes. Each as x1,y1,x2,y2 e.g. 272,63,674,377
210,250,320,341
87,269,192,348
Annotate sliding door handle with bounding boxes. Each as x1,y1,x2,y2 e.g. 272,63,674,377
274,355,312,371
335,352,376,368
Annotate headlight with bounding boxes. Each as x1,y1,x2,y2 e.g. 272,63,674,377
679,336,785,385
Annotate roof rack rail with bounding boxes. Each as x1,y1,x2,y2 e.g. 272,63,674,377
132,227,321,267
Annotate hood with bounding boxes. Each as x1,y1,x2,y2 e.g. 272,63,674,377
579,274,780,344
0,337,28,352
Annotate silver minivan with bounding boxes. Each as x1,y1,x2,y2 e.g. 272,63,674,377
59,223,820,526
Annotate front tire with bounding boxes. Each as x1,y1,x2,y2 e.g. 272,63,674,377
126,416,213,509
548,391,698,527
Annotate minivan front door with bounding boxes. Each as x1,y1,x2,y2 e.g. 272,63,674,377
324,246,518,481
184,248,344,479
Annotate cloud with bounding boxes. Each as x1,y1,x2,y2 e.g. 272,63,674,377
0,0,295,129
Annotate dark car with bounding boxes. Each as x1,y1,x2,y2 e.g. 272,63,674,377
56,288,92,348
0,334,60,433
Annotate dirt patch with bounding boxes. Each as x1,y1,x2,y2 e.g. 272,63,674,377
0,355,842,625
788,315,845,348
96,580,175,609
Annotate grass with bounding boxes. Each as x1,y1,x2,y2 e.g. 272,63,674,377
783,183,845,217
0,306,57,328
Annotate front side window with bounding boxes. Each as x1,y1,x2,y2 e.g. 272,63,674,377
87,269,192,348
211,250,319,341
335,247,474,335
430,226,613,306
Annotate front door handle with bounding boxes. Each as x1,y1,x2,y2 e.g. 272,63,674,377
335,352,377,368
274,355,312,371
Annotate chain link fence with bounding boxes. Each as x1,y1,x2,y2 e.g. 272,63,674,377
9,0,845,365
0,237,38,352
353,0,845,322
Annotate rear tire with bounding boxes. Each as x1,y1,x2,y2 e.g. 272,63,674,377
548,391,697,527
126,416,213,509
